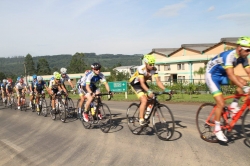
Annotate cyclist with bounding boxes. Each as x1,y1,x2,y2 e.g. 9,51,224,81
60,67,74,90
29,74,38,109
34,76,48,112
48,72,68,114
6,78,14,105
15,78,28,110
81,63,112,122
77,71,91,119
205,36,250,142
1,79,8,104
129,54,170,126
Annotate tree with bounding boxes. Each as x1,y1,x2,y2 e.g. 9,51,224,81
24,53,36,76
0,72,6,82
68,52,87,73
37,58,51,75
194,67,205,80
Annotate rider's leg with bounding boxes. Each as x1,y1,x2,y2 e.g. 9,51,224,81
230,76,247,109
29,92,33,107
138,94,148,126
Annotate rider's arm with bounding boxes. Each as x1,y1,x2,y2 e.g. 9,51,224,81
226,68,245,88
138,76,150,92
244,67,250,80
86,84,92,93
153,76,165,91
103,82,111,92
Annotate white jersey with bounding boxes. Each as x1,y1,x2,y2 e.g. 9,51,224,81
15,83,27,90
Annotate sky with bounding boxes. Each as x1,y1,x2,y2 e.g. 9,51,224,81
0,0,250,57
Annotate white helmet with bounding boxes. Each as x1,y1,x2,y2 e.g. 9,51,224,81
2,79,7,83
37,76,43,81
60,68,67,74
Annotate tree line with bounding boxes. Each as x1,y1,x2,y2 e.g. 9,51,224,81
0,53,142,82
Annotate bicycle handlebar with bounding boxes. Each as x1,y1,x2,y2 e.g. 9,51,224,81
95,93,112,100
153,91,172,101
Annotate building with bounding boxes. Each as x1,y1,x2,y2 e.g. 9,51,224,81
113,66,140,76
148,37,248,84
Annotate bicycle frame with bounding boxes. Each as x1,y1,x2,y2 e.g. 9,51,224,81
206,94,249,132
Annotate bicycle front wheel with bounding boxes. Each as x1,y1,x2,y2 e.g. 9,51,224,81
98,103,112,133
59,103,66,123
242,109,250,145
152,104,175,141
196,103,224,143
41,99,48,117
66,98,76,119
126,103,142,135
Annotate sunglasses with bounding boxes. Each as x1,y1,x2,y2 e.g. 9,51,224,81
56,79,60,81
245,49,250,52
94,68,101,71
148,63,155,66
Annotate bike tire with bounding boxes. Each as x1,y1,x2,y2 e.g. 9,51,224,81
242,108,250,145
66,98,76,119
126,103,143,135
41,99,48,117
152,104,175,141
59,102,67,123
81,111,92,129
98,103,112,133
196,103,227,143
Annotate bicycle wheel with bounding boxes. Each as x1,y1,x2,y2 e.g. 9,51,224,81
152,104,175,141
40,99,48,117
126,103,142,135
196,103,227,143
66,98,76,119
242,109,250,145
98,103,112,133
59,102,66,123
81,111,93,129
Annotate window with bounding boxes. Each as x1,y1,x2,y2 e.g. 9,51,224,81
178,76,185,80
177,63,185,70
157,65,161,71
164,65,171,71
164,76,170,82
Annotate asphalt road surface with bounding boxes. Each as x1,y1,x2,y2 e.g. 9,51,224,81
0,100,249,166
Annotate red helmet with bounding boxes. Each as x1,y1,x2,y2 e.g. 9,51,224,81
19,78,24,83
8,78,13,84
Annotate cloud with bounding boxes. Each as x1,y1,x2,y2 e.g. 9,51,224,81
217,13,250,25
154,1,188,18
207,6,215,12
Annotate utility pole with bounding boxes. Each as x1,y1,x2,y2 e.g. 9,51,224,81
23,62,28,86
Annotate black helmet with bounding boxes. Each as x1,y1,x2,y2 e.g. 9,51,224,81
91,63,101,69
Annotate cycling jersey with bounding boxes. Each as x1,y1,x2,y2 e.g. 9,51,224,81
1,83,7,92
30,80,38,91
50,74,71,84
129,65,158,85
34,81,46,93
49,80,62,90
6,84,13,92
206,50,249,96
80,71,106,87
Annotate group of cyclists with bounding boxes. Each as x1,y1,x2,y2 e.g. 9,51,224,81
1,36,250,143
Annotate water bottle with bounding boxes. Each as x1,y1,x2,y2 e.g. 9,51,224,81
144,104,153,119
90,102,95,115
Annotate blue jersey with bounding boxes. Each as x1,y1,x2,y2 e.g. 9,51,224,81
206,50,249,76
31,80,38,90
1,83,7,91
81,71,106,87
34,81,46,91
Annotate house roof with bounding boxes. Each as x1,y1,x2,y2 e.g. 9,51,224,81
149,48,179,56
220,37,238,43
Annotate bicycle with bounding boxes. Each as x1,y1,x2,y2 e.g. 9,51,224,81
15,92,27,111
7,93,17,109
81,93,112,133
31,92,36,112
36,93,48,117
196,94,250,143
50,92,67,122
126,92,175,141
61,92,77,120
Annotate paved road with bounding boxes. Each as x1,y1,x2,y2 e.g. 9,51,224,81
0,101,249,166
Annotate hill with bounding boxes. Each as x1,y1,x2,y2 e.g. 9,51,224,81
0,53,142,76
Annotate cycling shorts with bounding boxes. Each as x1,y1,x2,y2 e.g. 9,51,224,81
130,82,149,99
205,73,230,97
82,85,100,96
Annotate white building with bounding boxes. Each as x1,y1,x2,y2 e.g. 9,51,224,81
113,66,140,76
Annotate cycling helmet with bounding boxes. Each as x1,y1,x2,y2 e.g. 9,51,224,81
237,36,250,47
7,79,13,84
91,63,101,69
60,68,67,74
19,78,24,83
54,73,61,79
53,71,59,76
143,54,155,64
32,74,37,79
2,79,7,83
17,76,21,81
37,76,43,81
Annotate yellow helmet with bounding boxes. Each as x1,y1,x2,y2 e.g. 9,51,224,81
237,36,250,47
143,54,155,64
54,73,61,79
